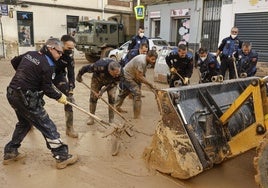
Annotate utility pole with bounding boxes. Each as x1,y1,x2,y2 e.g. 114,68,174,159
0,12,5,58
102,0,105,20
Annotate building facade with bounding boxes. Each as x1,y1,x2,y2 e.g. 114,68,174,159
143,0,268,61
0,0,135,58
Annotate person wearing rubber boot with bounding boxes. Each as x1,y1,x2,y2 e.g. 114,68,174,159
3,38,78,169
52,35,78,138
115,50,158,119
76,58,122,125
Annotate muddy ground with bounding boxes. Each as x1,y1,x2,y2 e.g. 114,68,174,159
0,58,258,188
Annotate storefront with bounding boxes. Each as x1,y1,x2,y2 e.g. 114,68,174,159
144,1,201,51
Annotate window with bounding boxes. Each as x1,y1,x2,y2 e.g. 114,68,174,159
110,24,117,34
17,11,33,47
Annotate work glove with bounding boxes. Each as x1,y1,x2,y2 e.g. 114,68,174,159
183,77,189,85
67,90,75,103
76,74,83,82
170,67,177,74
57,94,68,105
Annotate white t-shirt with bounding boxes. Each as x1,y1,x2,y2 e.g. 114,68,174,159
123,54,147,80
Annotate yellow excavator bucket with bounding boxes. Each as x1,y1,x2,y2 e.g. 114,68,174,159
144,77,268,179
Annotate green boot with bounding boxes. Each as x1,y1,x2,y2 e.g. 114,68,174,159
133,100,142,119
109,105,115,123
87,102,97,125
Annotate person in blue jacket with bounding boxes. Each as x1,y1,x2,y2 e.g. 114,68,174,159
197,47,221,83
216,27,243,79
128,26,149,51
4,38,78,169
233,41,258,78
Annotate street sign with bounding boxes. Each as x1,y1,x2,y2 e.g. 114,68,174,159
134,5,145,20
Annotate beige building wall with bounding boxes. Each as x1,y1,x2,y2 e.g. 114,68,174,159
0,0,134,57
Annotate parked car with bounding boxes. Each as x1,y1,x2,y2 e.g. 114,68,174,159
154,47,175,83
148,38,170,54
108,40,130,62
108,38,171,62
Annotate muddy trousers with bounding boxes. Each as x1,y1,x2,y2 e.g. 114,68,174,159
4,87,70,161
116,78,142,119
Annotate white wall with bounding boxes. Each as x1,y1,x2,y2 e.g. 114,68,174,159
218,3,234,44
233,0,268,13
218,0,268,45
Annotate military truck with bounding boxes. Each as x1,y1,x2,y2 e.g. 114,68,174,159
75,19,125,63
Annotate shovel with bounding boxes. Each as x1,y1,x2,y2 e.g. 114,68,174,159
81,81,134,137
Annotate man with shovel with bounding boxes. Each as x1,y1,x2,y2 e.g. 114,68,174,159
4,38,78,169
115,50,158,119
165,44,193,87
76,58,122,125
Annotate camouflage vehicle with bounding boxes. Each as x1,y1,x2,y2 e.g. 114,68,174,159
75,19,124,63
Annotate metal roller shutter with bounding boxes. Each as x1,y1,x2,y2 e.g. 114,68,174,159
235,12,268,62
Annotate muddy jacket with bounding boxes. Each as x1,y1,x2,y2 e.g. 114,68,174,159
9,50,62,100
78,58,123,90
218,36,243,58
234,49,258,77
54,52,75,89
165,51,193,78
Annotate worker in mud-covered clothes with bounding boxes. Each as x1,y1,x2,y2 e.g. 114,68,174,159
76,58,122,125
119,43,149,98
115,50,158,119
3,38,78,169
165,44,193,87
52,35,78,138
216,26,243,79
197,47,221,83
128,26,149,51
233,41,258,78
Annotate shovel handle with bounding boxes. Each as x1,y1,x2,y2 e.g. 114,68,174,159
67,101,109,128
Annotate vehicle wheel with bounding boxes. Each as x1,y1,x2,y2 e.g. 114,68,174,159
100,47,114,58
254,134,268,188
85,53,99,63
